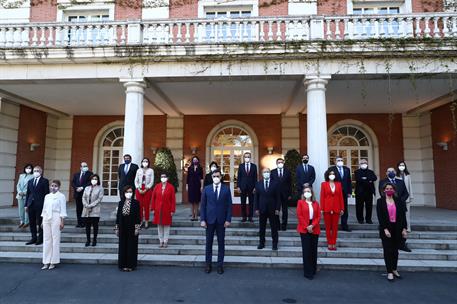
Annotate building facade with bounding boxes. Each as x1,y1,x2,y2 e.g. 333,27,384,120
0,0,456,210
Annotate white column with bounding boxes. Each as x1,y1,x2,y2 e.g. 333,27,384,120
121,79,146,165
305,76,330,198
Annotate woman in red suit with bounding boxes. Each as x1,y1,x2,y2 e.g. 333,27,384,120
296,184,321,280
320,170,345,251
151,173,176,248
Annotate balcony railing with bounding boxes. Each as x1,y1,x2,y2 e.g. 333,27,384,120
0,13,456,48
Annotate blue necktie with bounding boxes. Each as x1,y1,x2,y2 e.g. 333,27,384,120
214,185,218,200
339,167,343,178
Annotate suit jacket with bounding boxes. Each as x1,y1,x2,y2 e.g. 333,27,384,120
200,184,232,225
295,163,316,193
25,177,50,210
151,182,176,226
376,197,407,233
72,170,93,199
118,163,139,192
328,165,352,196
354,168,377,196
296,200,321,235
254,179,281,214
82,185,104,217
237,162,257,192
270,167,292,200
319,181,345,213
378,178,409,209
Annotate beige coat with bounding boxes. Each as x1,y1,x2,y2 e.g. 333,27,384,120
81,185,104,217
134,168,154,190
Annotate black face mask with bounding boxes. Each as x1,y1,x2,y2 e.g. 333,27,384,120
303,159,309,164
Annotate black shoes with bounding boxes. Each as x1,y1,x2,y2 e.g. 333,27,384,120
35,240,42,245
241,218,247,223
25,239,36,245
204,264,212,273
366,220,373,224
85,241,90,247
272,244,278,251
92,240,97,247
257,244,265,250
281,225,287,231
217,266,224,274
357,220,364,224
400,244,412,252
248,218,254,223
342,226,352,232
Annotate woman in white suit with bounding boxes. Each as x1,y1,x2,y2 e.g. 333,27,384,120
16,164,34,228
397,161,413,232
41,180,67,270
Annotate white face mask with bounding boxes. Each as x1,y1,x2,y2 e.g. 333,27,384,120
304,192,312,199
398,165,406,171
336,161,344,167
33,172,41,178
210,166,217,172
213,177,221,184
329,174,336,181
277,163,284,169
360,164,368,170
160,177,168,183
91,179,98,186
125,193,133,199
244,157,250,163
142,162,149,168
25,168,32,174
263,172,270,180
81,166,89,172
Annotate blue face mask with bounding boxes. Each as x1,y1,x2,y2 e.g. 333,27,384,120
124,159,131,164
388,172,396,179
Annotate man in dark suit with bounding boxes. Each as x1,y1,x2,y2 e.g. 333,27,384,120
200,169,232,274
236,152,257,223
71,161,93,227
354,159,377,224
379,167,412,253
271,158,292,231
328,156,352,232
255,168,281,250
25,166,49,245
295,154,316,194
118,154,139,199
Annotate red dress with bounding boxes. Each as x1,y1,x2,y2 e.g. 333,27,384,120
151,182,176,226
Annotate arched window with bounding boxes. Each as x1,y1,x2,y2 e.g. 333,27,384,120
100,127,124,200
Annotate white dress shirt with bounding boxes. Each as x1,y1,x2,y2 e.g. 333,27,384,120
306,200,314,220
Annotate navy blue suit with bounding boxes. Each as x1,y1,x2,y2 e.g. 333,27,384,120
26,176,49,242
254,179,280,246
237,162,257,219
296,163,316,194
200,184,232,267
328,165,352,229
118,163,139,198
270,167,291,227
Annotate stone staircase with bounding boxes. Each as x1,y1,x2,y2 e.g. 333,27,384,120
0,217,456,272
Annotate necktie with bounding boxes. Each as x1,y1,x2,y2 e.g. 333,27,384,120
279,169,282,178
304,165,308,174
214,185,218,200
124,164,129,175
34,178,38,187
246,164,250,175
79,172,83,184
339,167,343,178
265,180,269,190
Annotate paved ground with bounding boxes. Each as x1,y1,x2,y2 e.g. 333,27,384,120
0,263,456,304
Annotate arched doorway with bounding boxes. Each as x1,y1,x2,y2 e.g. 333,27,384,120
328,122,379,199
206,121,258,203
98,126,124,202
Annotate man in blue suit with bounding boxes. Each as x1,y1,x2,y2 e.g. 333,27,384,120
25,166,49,245
328,157,352,232
200,169,232,274
237,152,257,223
295,154,316,195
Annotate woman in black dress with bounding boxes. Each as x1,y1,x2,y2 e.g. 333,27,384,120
186,156,203,221
204,161,219,187
115,186,140,272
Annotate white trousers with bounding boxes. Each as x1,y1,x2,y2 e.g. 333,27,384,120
406,202,411,232
42,213,61,265
157,225,170,242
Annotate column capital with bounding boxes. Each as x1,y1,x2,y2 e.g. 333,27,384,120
120,78,146,93
304,75,331,92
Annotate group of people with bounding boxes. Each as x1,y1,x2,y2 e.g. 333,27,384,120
16,151,413,281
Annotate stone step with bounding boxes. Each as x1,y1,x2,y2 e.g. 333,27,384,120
3,225,457,240
0,251,455,272
2,218,457,231
1,241,455,260
2,232,457,249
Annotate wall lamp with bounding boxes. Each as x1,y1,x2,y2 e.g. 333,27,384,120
30,143,40,152
436,142,448,151
267,146,274,155
191,146,198,155
150,146,157,154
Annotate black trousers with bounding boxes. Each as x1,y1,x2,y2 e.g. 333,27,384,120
85,217,100,242
206,223,226,267
300,233,319,278
75,195,84,225
380,222,401,273
28,206,43,242
279,195,289,226
259,212,279,245
355,192,373,222
340,195,349,228
240,191,254,219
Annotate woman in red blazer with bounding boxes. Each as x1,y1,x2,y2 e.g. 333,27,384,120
296,185,321,280
320,170,345,251
151,173,176,248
